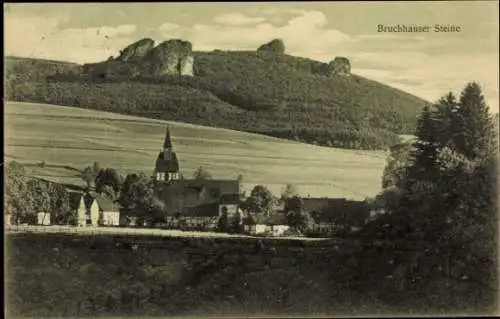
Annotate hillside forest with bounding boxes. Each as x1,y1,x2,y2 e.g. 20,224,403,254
5,49,426,150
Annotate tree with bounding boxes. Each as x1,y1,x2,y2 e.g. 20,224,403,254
381,141,412,189
244,185,277,216
281,183,299,199
283,195,303,215
354,83,499,309
193,166,212,180
46,182,70,224
119,173,163,219
5,161,34,223
453,82,496,160
406,105,440,184
434,92,459,149
81,162,101,189
283,195,314,233
96,168,123,194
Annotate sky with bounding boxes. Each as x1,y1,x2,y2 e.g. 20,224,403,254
4,2,499,113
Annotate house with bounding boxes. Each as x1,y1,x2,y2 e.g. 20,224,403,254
301,197,371,230
163,195,243,230
37,212,51,226
71,191,118,227
264,214,290,236
243,213,289,236
5,213,13,226
97,195,120,226
243,213,268,234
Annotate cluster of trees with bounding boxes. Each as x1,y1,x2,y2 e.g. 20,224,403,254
6,51,426,150
351,82,498,312
5,161,72,224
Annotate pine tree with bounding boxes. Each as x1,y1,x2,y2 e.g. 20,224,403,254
453,82,495,160
407,104,440,183
434,92,459,149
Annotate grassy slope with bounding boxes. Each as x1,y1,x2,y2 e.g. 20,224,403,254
6,53,427,150
5,101,387,199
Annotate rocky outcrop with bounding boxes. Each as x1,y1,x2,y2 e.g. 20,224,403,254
82,38,194,79
143,39,193,76
116,38,155,62
326,57,351,76
180,55,194,76
257,39,285,54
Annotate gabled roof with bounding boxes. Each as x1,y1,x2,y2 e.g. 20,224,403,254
69,191,119,212
96,195,119,212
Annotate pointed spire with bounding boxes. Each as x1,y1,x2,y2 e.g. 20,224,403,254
163,125,172,149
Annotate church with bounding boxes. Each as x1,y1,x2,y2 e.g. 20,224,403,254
153,126,242,228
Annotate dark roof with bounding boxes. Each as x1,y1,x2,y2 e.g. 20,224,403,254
156,179,239,198
96,195,119,212
155,151,180,173
301,198,370,225
265,214,288,226
301,198,332,214
163,126,173,149
183,202,219,217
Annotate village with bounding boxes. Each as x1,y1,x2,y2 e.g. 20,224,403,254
5,127,379,239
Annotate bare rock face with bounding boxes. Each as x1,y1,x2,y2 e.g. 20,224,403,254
82,38,194,78
326,57,351,76
116,38,155,62
143,39,194,76
257,39,285,54
180,55,194,76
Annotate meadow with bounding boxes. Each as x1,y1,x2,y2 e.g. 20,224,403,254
5,101,387,199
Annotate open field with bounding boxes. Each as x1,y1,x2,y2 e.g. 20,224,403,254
5,101,387,199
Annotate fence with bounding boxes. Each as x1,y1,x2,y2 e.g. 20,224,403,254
4,224,331,243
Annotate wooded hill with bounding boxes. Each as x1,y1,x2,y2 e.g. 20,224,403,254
5,50,427,150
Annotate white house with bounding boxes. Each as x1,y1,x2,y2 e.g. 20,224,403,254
75,192,97,227
244,223,268,234
243,214,290,236
37,212,51,226
96,196,120,226
264,214,290,236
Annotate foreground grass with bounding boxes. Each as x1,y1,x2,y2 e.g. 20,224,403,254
7,233,495,317
5,101,387,199
4,233,391,318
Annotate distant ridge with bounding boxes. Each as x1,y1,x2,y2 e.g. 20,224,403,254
5,38,427,150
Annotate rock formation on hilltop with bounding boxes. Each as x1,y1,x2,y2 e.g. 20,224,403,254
143,39,193,76
326,57,351,76
82,38,194,79
116,38,155,62
257,39,285,54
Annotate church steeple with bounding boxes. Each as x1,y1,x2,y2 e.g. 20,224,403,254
155,125,180,183
163,125,173,150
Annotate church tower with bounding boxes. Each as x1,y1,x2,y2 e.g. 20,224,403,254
154,126,180,182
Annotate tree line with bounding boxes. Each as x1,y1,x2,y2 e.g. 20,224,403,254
345,82,498,313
